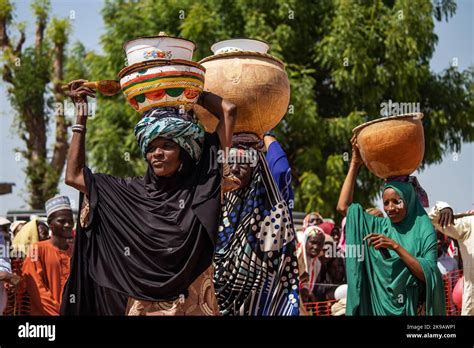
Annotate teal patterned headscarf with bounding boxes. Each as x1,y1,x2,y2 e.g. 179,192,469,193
134,111,205,162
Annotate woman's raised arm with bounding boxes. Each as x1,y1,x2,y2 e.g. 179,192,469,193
64,80,96,195
336,135,363,216
197,92,236,158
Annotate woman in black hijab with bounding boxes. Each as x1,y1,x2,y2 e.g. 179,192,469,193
61,81,237,315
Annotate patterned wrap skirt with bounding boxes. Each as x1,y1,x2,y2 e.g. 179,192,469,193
125,267,220,316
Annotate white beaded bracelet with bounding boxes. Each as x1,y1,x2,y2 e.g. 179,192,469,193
71,124,86,133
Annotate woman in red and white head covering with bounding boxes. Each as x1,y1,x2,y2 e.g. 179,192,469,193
302,212,324,230
297,226,325,303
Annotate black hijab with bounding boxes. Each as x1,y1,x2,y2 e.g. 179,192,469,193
61,132,221,315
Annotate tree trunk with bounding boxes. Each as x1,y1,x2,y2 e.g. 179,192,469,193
0,18,10,48
35,18,45,52
50,42,69,191
1,7,70,210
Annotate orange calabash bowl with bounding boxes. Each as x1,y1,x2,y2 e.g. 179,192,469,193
194,51,290,137
352,113,425,179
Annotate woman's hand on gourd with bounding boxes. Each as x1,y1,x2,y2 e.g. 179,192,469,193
350,134,363,166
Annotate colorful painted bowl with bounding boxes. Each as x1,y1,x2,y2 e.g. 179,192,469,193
120,62,205,113
352,113,425,179
124,33,195,66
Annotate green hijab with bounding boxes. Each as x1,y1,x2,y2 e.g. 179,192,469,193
345,181,446,315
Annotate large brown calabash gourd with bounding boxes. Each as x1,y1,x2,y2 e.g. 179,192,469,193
352,113,425,179
194,48,290,137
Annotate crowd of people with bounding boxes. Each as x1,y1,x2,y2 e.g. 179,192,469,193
0,35,472,317
0,196,471,317
0,197,74,316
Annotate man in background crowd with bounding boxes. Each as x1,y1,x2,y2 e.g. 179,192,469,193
430,202,473,315
22,196,74,315
0,217,21,315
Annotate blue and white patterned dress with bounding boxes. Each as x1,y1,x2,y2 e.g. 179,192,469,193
213,151,300,315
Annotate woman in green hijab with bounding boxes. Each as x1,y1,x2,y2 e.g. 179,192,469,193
336,135,445,315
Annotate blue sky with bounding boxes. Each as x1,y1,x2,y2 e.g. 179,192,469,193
0,0,472,216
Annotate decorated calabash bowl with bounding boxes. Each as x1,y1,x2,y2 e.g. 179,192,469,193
119,60,205,113
123,34,196,66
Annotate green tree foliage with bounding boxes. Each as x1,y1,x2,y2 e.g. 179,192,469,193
83,0,472,218
0,0,83,209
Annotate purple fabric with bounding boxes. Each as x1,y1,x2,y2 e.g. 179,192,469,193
338,217,346,253
385,175,429,208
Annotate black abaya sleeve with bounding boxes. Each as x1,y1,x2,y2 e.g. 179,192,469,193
60,181,128,315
